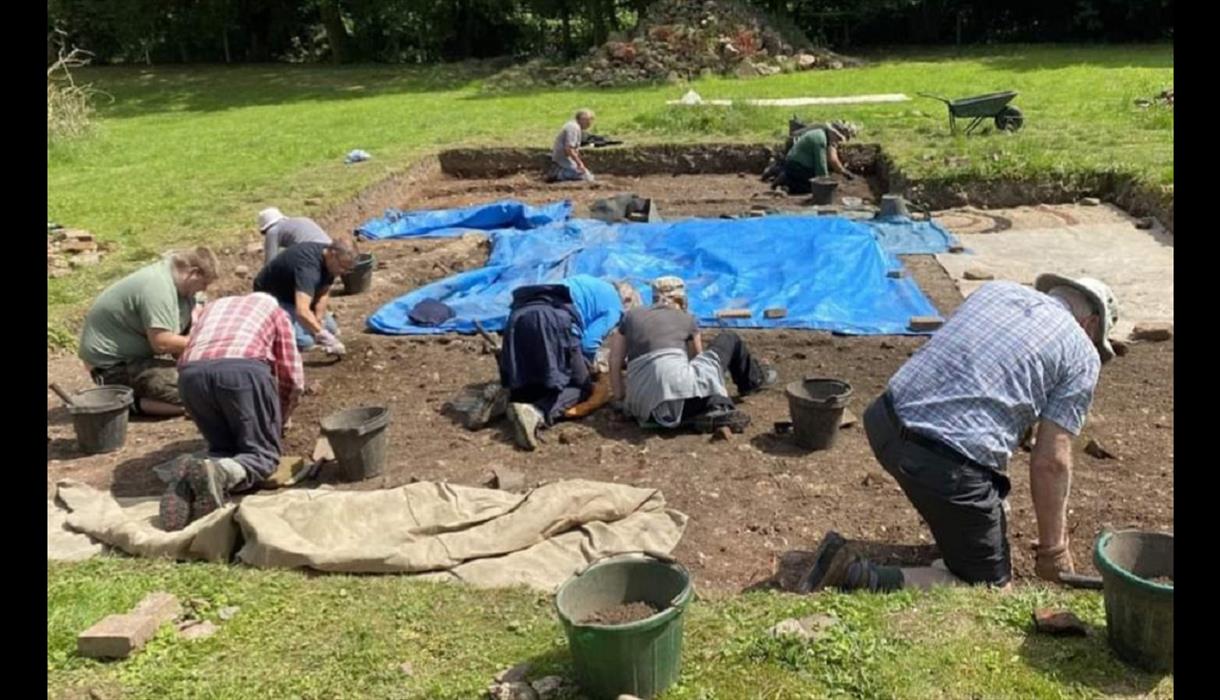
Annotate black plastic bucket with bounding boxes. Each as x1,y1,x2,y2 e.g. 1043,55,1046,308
785,379,853,450
341,253,375,295
320,406,390,482
809,177,839,205
70,386,134,454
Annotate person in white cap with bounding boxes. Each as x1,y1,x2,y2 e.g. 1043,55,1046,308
257,207,332,263
798,275,1119,595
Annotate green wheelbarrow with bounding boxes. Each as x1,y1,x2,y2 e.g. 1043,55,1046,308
919,91,1023,135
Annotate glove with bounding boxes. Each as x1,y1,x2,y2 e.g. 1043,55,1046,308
1035,540,1075,583
843,171,856,181
316,330,346,356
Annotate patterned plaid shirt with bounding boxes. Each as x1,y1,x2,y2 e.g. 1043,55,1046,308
180,293,304,413
889,281,1100,470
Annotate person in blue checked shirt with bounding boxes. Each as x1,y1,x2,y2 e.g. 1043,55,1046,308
799,273,1120,593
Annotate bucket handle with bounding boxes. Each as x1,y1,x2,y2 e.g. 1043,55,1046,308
574,549,678,577
573,549,689,608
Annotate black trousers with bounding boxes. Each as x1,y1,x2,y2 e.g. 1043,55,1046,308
863,393,1012,586
680,331,766,421
179,358,281,489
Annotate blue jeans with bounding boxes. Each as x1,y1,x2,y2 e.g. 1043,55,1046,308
280,302,338,350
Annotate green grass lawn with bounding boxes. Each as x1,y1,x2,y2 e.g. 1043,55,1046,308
49,558,1172,699
47,44,1172,344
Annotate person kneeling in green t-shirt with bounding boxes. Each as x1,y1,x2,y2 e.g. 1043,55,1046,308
78,247,219,417
782,120,859,194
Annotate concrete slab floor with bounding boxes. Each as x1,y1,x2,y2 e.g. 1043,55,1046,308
932,203,1172,339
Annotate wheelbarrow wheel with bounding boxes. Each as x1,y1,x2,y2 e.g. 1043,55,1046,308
995,106,1024,132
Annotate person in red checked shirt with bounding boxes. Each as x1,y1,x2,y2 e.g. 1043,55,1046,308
159,292,305,531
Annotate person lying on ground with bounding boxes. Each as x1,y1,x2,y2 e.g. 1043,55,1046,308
252,238,358,354
800,274,1120,594
606,276,777,433
500,277,635,450
563,280,643,419
257,207,332,263
548,109,596,183
159,292,305,531
78,247,219,417
780,120,859,195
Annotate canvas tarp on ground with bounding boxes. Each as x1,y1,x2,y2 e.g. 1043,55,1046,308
48,479,686,592
368,214,940,336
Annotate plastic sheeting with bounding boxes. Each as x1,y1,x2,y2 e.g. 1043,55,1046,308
367,215,939,337
865,216,959,255
356,199,572,240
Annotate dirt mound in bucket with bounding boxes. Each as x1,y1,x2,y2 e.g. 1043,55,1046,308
580,601,663,625
484,0,862,91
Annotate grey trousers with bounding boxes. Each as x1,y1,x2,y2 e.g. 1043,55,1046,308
179,358,281,490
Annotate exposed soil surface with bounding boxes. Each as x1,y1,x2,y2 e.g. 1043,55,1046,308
580,601,662,626
47,168,1174,592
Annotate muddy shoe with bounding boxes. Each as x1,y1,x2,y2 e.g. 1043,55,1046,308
691,408,751,434
187,458,229,521
797,531,858,593
158,477,194,532
507,403,542,451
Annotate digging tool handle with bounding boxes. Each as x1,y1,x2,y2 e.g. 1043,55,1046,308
473,320,501,355
49,383,76,407
1059,572,1104,590
917,92,953,106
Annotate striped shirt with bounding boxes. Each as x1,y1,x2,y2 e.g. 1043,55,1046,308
888,281,1100,470
180,293,305,413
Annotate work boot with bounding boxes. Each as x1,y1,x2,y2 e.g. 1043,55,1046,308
690,407,751,434
158,477,194,532
508,403,542,451
797,531,859,593
564,374,612,419
187,458,229,521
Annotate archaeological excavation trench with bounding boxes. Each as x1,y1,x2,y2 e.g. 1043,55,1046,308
47,142,1174,591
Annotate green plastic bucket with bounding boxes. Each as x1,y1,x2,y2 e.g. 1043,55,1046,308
555,554,693,700
1094,529,1174,673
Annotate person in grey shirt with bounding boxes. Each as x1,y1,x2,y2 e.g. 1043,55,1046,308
257,207,333,262
549,109,595,182
607,276,776,432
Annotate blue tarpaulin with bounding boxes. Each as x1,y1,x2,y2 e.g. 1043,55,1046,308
367,214,940,337
865,216,959,255
356,199,573,240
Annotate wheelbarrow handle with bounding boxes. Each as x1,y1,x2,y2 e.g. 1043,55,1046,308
917,92,953,105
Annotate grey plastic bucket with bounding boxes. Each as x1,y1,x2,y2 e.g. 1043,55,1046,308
809,177,839,205
785,378,853,450
341,253,375,295
320,406,390,482
70,386,134,454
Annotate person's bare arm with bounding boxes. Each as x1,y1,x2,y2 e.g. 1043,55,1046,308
828,146,853,178
608,331,627,401
313,286,332,325
565,145,588,173
146,328,189,357
689,331,703,358
294,291,324,336
1030,420,1074,569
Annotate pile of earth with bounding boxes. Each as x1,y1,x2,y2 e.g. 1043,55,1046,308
484,0,863,91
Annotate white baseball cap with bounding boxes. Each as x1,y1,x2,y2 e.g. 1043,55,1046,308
257,207,286,233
